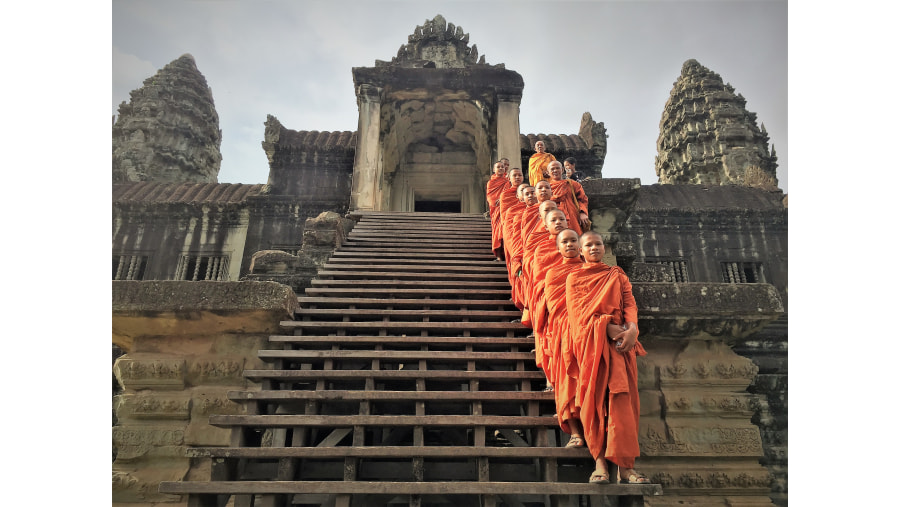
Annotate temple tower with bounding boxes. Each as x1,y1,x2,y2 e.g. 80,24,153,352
655,59,778,188
112,54,222,183
350,15,524,213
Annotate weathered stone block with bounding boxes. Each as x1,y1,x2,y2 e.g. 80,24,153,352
112,281,298,350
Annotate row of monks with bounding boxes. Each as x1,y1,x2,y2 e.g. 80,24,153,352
484,153,650,485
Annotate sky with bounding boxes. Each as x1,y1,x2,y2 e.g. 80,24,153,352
112,0,789,193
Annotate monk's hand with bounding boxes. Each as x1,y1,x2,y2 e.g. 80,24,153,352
579,212,590,229
615,323,639,353
607,323,626,339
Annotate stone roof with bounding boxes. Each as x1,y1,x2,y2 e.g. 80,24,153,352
275,130,357,152
520,134,590,152
634,183,786,211
113,182,267,204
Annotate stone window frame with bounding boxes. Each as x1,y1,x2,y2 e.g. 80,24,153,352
175,253,230,281
721,261,765,284
644,257,690,283
113,253,150,281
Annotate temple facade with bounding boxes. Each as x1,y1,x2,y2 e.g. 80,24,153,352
113,15,787,506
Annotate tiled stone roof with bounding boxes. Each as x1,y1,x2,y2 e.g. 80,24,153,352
113,182,267,204
520,134,590,152
275,130,357,152
634,183,786,211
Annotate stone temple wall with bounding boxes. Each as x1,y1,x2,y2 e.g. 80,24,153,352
262,115,356,201
112,281,298,505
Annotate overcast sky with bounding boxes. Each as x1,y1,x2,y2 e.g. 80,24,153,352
112,0,788,192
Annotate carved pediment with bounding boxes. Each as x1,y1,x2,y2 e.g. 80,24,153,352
376,15,502,69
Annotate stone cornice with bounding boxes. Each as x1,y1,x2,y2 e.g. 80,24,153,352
634,282,784,340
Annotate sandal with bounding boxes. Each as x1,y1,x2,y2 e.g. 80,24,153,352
619,471,650,484
588,470,610,484
565,436,584,448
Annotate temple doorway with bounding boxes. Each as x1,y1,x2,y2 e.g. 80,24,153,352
414,200,462,213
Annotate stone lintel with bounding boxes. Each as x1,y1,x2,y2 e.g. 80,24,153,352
112,281,298,350
352,66,524,98
634,282,784,340
582,177,642,210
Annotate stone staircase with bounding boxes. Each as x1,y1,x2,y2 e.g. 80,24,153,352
159,211,661,506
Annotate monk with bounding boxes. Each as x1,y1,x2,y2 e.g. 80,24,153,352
563,156,585,182
528,140,556,186
507,185,536,310
519,191,557,325
547,160,590,235
500,177,526,291
486,161,510,260
565,231,648,485
540,229,584,439
528,208,569,387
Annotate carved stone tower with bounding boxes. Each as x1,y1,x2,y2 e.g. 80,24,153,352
350,15,524,213
655,59,778,188
112,54,222,183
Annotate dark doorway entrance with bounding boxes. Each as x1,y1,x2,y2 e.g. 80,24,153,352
415,200,461,213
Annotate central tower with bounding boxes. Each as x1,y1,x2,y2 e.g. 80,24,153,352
350,15,524,213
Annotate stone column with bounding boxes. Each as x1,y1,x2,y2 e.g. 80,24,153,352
496,92,522,167
350,83,384,211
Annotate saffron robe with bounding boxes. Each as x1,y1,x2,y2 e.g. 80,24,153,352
565,262,646,467
506,204,530,310
517,205,544,325
501,199,527,297
550,178,589,236
528,152,556,186
542,257,584,433
527,233,563,380
486,175,511,258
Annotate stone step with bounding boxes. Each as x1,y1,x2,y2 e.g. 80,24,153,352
350,228,491,238
208,414,558,429
187,445,587,459
159,480,662,498
279,320,529,334
242,369,546,382
315,270,509,281
321,263,508,274
342,237,489,248
307,279,511,290
257,349,536,362
301,287,513,298
228,390,552,403
268,335,531,347
294,308,522,321
327,257,502,267
296,297,516,309
333,248,496,260
351,210,487,220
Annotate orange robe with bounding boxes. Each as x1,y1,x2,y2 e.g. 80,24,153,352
542,257,584,433
566,262,646,467
550,179,589,236
507,205,529,310
528,152,556,186
518,206,544,325
486,175,511,258
528,233,562,379
501,198,526,294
